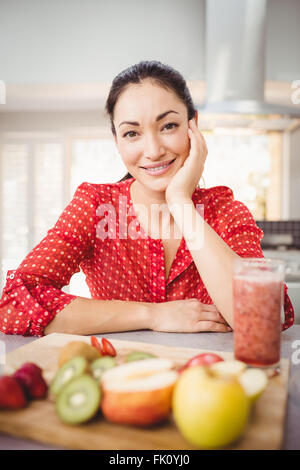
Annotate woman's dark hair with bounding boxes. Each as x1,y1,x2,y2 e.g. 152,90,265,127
105,60,197,183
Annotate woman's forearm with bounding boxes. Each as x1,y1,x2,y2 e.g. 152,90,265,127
44,297,152,335
168,197,239,327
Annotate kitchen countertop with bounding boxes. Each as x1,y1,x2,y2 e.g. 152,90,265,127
0,327,300,450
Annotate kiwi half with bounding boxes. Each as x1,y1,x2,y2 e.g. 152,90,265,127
50,356,89,396
55,374,101,425
125,351,156,362
91,357,116,381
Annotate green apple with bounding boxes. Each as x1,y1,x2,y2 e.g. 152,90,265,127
238,368,268,403
172,366,250,449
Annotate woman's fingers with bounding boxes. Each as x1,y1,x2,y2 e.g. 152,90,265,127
199,302,218,312
202,307,229,325
160,299,232,333
196,321,232,333
187,300,228,324
189,119,208,162
188,299,217,311
193,309,227,325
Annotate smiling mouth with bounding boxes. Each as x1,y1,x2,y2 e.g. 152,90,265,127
141,158,176,170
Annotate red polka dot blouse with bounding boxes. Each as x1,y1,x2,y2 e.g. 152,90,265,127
0,177,294,336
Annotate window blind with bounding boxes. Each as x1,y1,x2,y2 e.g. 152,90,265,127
0,134,126,299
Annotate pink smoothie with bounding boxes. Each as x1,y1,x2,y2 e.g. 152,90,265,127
233,275,282,366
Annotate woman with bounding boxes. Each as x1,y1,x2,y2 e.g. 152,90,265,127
0,61,294,336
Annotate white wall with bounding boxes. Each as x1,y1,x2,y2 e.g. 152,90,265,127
266,0,300,81
0,0,206,84
0,0,300,85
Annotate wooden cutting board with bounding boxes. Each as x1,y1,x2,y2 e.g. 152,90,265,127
0,333,290,450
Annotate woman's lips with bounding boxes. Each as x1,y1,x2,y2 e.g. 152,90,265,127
141,158,176,176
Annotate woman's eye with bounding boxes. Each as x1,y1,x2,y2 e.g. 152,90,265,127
163,122,178,131
123,131,137,138
123,123,178,138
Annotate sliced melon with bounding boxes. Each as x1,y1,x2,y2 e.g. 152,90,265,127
210,360,247,378
100,358,178,426
101,358,176,392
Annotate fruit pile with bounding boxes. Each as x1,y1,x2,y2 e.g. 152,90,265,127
0,339,269,450
0,363,48,410
49,337,164,426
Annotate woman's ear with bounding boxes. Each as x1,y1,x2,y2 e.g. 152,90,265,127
194,111,199,126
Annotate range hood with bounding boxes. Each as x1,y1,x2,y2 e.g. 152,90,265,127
198,0,300,131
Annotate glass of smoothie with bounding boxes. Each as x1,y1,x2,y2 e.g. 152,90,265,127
233,258,286,370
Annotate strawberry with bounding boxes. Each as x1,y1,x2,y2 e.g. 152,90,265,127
16,362,42,377
0,375,27,409
13,362,48,400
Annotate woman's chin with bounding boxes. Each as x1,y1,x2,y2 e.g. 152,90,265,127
143,175,172,193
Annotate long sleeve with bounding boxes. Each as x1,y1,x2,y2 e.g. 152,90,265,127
0,182,99,337
208,186,294,331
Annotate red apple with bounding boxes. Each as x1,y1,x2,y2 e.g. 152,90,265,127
179,353,224,373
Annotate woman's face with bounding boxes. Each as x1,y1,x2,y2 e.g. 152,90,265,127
113,79,193,194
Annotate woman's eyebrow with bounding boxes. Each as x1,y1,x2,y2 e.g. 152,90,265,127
118,110,179,128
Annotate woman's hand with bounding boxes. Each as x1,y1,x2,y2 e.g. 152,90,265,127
165,118,208,204
149,299,233,333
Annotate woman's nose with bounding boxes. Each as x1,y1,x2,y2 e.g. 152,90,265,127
143,133,165,159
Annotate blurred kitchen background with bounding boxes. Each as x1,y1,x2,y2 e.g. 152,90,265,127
0,0,300,322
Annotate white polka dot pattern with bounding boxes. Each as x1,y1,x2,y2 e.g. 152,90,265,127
0,179,294,336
